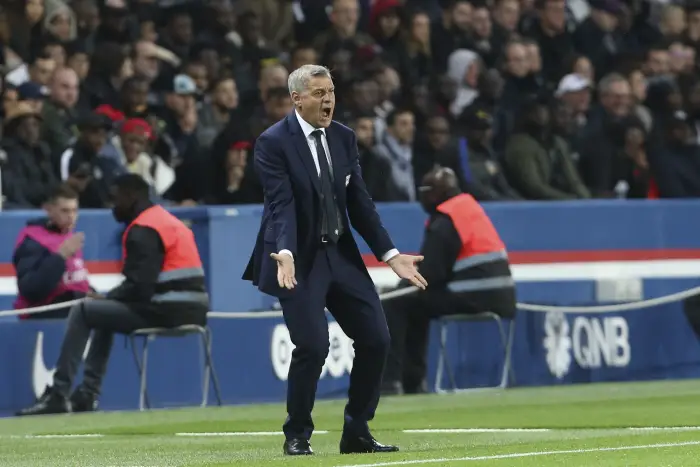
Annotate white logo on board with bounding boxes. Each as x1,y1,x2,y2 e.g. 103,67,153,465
32,332,92,398
543,311,631,378
270,322,354,381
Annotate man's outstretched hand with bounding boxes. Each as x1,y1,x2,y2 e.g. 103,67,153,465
271,252,297,289
387,254,428,290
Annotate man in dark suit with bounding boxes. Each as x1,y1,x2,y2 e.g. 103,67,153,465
243,64,427,456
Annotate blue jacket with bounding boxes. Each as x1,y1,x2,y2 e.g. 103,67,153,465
12,219,90,317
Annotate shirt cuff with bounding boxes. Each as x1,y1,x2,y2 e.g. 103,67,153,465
279,249,294,260
382,249,399,263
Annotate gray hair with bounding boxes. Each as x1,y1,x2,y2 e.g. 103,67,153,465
288,65,332,95
598,73,628,94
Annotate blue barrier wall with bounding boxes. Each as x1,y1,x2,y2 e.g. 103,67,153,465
0,200,699,416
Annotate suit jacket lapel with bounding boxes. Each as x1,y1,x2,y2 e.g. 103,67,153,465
288,114,321,193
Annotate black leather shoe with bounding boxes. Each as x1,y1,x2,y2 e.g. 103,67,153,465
283,438,314,455
70,390,98,413
340,435,399,454
16,389,69,416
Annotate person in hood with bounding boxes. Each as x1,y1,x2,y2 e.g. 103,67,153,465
446,49,480,118
381,166,516,395
12,183,91,319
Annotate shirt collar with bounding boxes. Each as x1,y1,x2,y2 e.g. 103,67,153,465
295,110,326,139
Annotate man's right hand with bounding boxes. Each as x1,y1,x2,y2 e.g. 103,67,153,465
58,232,85,259
270,252,297,289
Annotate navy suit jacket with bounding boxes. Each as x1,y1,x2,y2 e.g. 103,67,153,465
242,112,396,298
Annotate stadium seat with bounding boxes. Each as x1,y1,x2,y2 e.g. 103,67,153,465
129,324,223,410
434,312,516,394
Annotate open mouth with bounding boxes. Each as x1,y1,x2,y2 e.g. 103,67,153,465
321,106,332,119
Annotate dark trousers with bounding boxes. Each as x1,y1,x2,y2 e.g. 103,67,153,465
280,243,390,440
382,286,516,391
52,299,156,398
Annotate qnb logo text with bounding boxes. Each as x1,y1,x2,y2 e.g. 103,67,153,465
270,322,354,381
572,316,630,369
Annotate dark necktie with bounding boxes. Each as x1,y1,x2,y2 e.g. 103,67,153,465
311,130,341,243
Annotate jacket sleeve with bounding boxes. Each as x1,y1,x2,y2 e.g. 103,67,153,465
106,226,164,303
504,137,577,200
13,237,67,303
347,133,396,260
416,215,462,288
253,133,298,256
557,139,591,199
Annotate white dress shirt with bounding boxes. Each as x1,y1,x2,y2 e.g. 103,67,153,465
277,111,399,263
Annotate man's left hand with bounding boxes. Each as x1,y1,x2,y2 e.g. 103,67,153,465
387,254,428,290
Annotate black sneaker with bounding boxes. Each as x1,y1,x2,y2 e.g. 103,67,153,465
16,388,69,416
70,390,98,413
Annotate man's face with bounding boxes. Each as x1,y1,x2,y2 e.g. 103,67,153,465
541,0,566,32
167,93,195,117
31,58,56,86
506,44,529,77
390,112,415,144
494,0,520,31
265,96,293,122
110,186,134,224
292,75,335,128
185,64,208,93
427,116,450,149
259,66,289,99
353,117,375,147
134,42,160,81
45,44,66,68
226,148,247,170
601,80,631,117
332,0,359,36
213,79,239,109
124,81,149,111
50,69,79,109
18,117,41,147
646,50,670,77
353,80,380,113
170,15,193,45
525,44,542,73
46,197,78,232
452,2,472,31
68,53,90,80
472,7,492,38
562,88,591,114
83,128,107,153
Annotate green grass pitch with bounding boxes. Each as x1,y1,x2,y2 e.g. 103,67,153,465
2,379,700,466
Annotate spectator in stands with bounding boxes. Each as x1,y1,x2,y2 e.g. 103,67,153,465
197,77,239,148
12,184,90,320
313,0,372,64
405,11,432,85
458,106,521,201
16,81,46,114
2,102,57,209
41,67,80,156
521,0,574,87
183,60,209,98
579,73,636,196
504,97,590,199
446,49,481,118
59,112,119,208
159,6,194,61
350,113,401,201
430,0,473,74
554,73,591,137
471,3,497,68
374,107,417,201
573,0,625,78
289,45,319,71
6,50,56,88
66,41,90,82
650,111,700,198
82,42,133,110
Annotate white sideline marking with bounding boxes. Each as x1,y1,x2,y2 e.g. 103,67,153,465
334,441,700,467
24,434,104,439
175,430,329,437
404,428,551,433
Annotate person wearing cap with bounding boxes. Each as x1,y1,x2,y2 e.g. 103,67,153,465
1,101,58,209
16,81,47,114
555,73,592,126
159,73,209,204
381,166,517,395
457,106,522,201
58,112,124,208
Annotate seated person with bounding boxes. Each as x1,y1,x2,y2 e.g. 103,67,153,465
17,174,209,416
381,167,517,395
13,184,90,319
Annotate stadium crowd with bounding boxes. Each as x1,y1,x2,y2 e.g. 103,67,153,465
0,0,699,209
